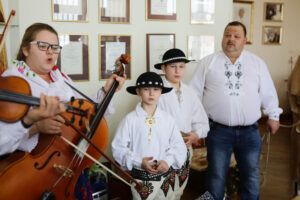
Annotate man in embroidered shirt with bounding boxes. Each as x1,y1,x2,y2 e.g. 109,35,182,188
190,21,282,200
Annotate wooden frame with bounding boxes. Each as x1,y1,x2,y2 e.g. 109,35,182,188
262,26,282,45
0,35,7,75
191,0,215,24
52,0,88,22
146,33,175,74
99,35,131,80
99,0,130,23
57,34,89,81
233,1,254,44
264,2,283,22
146,0,177,21
187,35,214,61
0,0,5,24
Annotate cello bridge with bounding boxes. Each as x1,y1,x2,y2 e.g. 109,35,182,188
53,164,74,178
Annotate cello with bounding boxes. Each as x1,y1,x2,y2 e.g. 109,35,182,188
0,55,141,199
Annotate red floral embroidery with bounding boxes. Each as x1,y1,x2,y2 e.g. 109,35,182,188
18,67,24,74
52,65,58,71
60,72,68,80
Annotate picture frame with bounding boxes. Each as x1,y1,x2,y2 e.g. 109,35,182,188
191,0,215,24
187,35,214,61
99,0,130,23
0,36,7,75
57,34,89,81
233,1,254,44
264,2,283,22
146,0,177,21
262,26,282,45
52,0,88,22
146,33,175,74
0,0,5,24
99,35,131,80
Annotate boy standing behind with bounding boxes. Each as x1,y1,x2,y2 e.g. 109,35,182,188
112,72,187,200
155,48,209,200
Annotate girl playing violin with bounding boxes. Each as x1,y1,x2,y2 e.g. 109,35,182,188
0,22,125,156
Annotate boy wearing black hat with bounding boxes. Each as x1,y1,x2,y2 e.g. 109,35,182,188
112,72,187,200
155,48,209,200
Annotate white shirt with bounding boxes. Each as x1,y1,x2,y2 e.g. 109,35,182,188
190,50,283,126
0,60,113,155
112,103,187,171
158,77,209,138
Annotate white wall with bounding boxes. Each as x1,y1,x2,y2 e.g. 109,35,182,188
2,0,232,157
240,0,300,113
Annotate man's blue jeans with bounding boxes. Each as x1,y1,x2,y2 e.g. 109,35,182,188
206,121,262,200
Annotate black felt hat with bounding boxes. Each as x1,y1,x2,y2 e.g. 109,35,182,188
126,72,172,95
154,48,194,69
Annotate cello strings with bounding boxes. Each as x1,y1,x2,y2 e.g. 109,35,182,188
60,135,132,187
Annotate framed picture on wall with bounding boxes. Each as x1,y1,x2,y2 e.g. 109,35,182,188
0,35,7,75
191,0,215,24
99,35,131,80
0,0,5,24
188,35,214,61
146,0,177,21
52,0,88,22
264,2,283,22
262,26,282,45
57,34,89,81
146,34,175,74
99,0,130,23
233,1,254,44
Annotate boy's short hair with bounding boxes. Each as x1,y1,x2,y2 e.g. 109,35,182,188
126,72,172,95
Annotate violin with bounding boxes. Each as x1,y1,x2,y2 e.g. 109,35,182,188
0,76,87,122
0,54,141,199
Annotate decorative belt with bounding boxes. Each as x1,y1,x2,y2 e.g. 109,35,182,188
131,167,171,181
209,119,257,130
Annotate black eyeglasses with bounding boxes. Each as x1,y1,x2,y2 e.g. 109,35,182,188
30,41,62,54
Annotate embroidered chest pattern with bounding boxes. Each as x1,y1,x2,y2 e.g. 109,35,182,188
224,61,243,96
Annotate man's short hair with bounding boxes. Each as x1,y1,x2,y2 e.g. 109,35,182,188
224,21,247,37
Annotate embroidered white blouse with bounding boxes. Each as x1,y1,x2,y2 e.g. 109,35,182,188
158,77,209,139
111,103,187,171
189,50,283,126
0,60,114,155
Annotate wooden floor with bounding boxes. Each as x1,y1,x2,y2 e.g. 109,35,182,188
182,117,292,200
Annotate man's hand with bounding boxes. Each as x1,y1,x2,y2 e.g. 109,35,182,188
267,119,280,135
141,157,158,174
156,160,169,173
183,132,199,148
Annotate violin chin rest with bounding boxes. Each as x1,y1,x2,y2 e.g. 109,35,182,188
40,190,56,200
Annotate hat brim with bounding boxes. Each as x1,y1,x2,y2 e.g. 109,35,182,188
154,58,195,69
126,86,173,95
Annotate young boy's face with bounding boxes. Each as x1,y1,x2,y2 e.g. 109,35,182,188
161,61,186,85
136,87,162,106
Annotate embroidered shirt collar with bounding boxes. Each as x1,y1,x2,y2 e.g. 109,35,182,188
222,50,245,65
